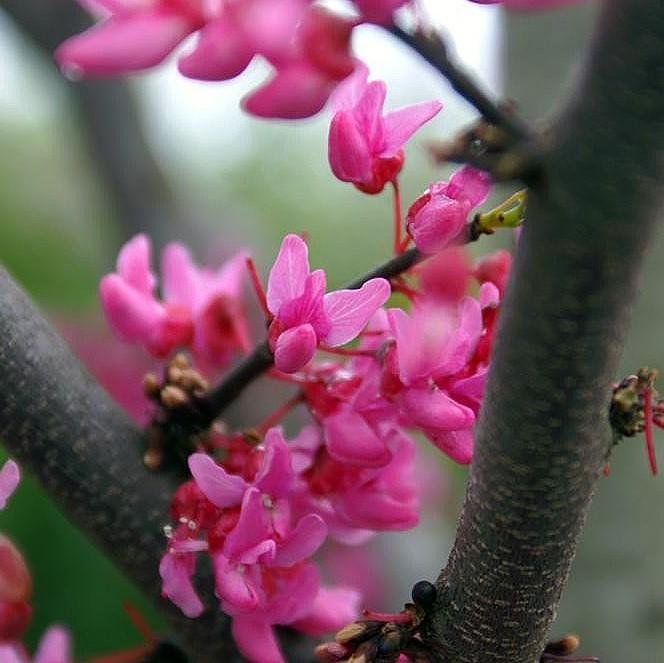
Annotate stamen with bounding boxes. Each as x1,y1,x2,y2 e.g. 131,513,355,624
391,179,404,255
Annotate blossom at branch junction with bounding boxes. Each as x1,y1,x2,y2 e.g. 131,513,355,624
265,234,391,373
406,166,492,253
328,65,442,194
100,234,250,367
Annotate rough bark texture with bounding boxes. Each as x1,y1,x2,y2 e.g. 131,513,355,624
425,1,664,660
0,268,245,662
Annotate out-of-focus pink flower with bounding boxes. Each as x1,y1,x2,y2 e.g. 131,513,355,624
265,235,390,373
100,234,249,368
417,247,473,304
0,626,71,663
406,166,492,254
244,7,357,119
0,460,19,511
56,0,211,77
353,0,411,24
329,65,442,194
0,534,32,643
474,249,512,296
179,0,310,81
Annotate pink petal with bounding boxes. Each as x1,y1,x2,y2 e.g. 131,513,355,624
159,553,204,618
406,192,470,254
328,110,374,186
99,274,164,344
427,427,475,464
243,62,336,120
274,324,318,373
278,270,329,334
0,460,20,511
433,296,483,377
188,453,248,508
446,165,492,208
272,514,327,567
33,626,72,663
322,278,391,347
354,0,411,24
224,489,274,563
208,250,250,300
324,409,391,467
293,586,361,635
479,281,501,309
266,234,310,315
55,9,195,77
116,234,155,296
0,646,22,663
381,100,443,157
402,387,475,431
232,617,284,663
353,80,387,152
161,242,201,309
214,555,260,611
329,61,369,111
178,14,255,80
450,368,488,408
254,428,296,499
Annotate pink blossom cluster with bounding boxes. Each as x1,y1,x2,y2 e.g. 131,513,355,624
95,228,512,660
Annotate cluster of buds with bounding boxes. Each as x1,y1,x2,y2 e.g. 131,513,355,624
610,367,664,475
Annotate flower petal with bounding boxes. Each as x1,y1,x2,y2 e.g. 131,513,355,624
161,242,201,309
33,626,72,663
56,9,195,77
254,428,296,499
266,234,310,314
0,460,20,511
446,165,492,208
427,427,475,464
232,617,284,663
381,100,443,157
274,324,318,373
224,489,274,563
116,234,155,296
272,514,327,567
188,453,248,508
402,387,475,431
322,278,391,347
293,586,361,635
324,409,391,467
215,555,260,611
159,553,204,618
328,110,373,185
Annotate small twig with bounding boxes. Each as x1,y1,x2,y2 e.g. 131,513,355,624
389,25,532,141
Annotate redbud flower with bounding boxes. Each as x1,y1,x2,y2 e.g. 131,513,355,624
100,234,249,366
0,534,32,643
328,65,442,194
243,7,358,119
406,166,492,253
55,0,211,77
265,235,390,373
0,460,19,511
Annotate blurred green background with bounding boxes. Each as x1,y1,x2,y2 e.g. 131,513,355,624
1,1,663,661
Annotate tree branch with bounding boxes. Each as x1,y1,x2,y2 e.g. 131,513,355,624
423,1,664,660
389,25,532,141
0,267,245,662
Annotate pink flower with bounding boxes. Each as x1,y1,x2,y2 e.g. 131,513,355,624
353,0,411,24
406,166,492,254
56,0,211,77
243,7,357,119
329,65,442,194
0,626,71,663
100,234,249,367
0,534,32,643
265,235,391,373
179,0,310,81
0,460,20,511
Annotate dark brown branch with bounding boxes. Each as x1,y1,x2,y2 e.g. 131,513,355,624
389,25,532,141
0,267,244,663
193,248,422,428
422,1,664,660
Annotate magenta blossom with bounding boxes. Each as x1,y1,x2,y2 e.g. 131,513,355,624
265,234,391,373
328,65,442,194
406,166,492,254
55,0,212,77
0,626,71,663
100,234,249,367
0,460,20,511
